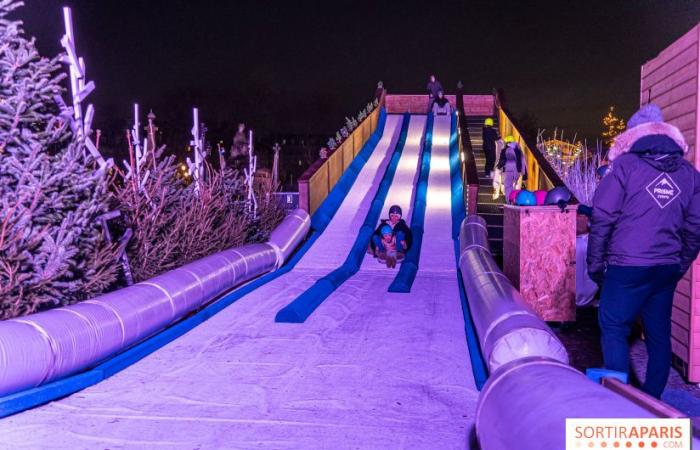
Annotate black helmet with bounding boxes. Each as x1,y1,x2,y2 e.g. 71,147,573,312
389,205,402,216
544,186,572,206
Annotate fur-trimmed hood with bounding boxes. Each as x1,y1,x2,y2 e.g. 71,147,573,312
608,105,688,161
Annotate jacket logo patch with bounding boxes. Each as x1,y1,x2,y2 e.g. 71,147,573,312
646,173,681,209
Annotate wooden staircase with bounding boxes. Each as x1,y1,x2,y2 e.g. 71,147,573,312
466,116,504,264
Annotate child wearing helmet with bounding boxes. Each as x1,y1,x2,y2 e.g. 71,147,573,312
377,225,399,268
496,136,528,202
369,204,413,268
482,117,500,178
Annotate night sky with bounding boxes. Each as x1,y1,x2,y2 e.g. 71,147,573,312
20,0,700,152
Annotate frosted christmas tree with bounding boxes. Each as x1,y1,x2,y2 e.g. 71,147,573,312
0,1,117,319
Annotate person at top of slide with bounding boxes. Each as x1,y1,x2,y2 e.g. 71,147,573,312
369,205,413,267
426,74,443,113
432,91,451,116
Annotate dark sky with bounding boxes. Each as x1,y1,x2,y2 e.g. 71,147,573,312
19,0,700,150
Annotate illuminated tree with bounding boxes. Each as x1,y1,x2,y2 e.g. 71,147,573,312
0,1,118,318
602,106,626,147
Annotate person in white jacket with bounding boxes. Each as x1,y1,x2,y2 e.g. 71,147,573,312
495,136,527,201
431,91,451,115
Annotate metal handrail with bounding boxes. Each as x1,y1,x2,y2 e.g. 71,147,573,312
493,89,577,202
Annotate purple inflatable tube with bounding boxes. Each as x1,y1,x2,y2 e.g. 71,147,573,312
458,215,568,371
0,209,310,396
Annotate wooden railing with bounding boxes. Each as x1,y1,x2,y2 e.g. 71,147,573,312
298,88,386,214
456,90,481,215
494,90,571,195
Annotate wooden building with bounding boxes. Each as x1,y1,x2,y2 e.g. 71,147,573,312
641,24,700,382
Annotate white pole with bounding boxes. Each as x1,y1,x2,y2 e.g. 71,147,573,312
188,107,203,194
62,8,82,141
272,142,280,187
245,129,257,217
61,7,105,168
132,103,142,182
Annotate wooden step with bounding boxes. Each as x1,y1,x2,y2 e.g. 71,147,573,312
478,203,503,215
480,213,504,226
487,225,504,240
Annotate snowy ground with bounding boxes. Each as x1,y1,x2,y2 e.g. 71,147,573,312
0,115,477,449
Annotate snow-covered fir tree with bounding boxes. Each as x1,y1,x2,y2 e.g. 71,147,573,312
0,1,117,319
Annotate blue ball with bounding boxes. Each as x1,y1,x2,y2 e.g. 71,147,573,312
516,190,537,206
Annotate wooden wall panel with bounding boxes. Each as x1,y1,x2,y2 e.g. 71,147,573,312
642,24,700,384
327,148,343,193
308,164,328,214
342,139,354,171
642,45,698,93
643,26,699,76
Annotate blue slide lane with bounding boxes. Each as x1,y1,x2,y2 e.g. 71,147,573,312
0,110,389,418
447,112,488,389
388,114,434,292
275,113,412,323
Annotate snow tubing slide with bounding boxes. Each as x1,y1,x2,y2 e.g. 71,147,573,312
388,114,433,292
275,113,411,323
0,108,389,416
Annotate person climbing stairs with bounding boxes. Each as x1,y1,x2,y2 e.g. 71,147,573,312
467,116,504,265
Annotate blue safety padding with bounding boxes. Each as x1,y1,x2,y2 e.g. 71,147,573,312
0,109,389,419
275,114,412,323
388,114,434,293
448,112,488,390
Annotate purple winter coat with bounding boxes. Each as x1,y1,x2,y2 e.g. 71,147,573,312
587,141,700,276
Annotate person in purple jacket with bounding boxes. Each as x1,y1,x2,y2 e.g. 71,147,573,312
587,104,700,398
426,74,443,114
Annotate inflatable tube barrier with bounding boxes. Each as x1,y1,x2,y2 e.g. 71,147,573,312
476,356,700,449
448,113,489,389
0,209,310,399
458,215,568,372
0,109,389,417
276,113,411,323
388,114,434,292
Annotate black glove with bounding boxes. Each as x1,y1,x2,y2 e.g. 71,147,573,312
522,173,528,181
589,270,604,287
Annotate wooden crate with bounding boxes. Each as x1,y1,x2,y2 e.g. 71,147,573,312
641,23,700,382
503,205,577,322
